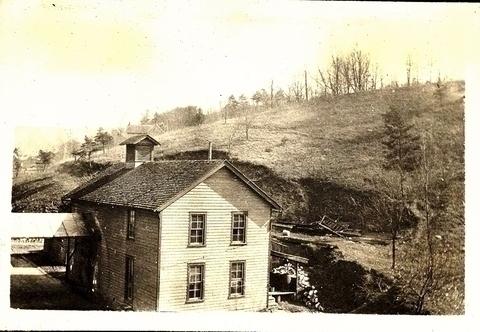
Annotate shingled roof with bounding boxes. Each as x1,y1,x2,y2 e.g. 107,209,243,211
76,160,281,211
11,213,91,238
119,134,160,146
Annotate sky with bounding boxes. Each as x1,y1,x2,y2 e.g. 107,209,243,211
1,0,479,155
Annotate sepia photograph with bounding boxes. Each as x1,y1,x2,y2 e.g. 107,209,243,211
1,0,479,330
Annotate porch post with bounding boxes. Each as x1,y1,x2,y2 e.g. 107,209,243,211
295,261,299,297
66,237,70,281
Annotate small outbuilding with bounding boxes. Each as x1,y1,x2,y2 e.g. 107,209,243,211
10,212,98,289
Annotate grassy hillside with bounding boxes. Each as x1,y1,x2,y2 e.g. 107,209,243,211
153,81,462,182
11,161,112,212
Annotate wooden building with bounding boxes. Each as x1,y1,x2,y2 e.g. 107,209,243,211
62,135,281,311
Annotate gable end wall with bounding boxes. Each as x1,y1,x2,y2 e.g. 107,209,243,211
158,167,271,311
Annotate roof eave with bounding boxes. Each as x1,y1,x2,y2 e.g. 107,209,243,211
76,198,157,211
119,134,160,146
223,160,283,211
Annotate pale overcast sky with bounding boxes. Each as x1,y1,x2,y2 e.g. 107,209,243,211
1,1,479,154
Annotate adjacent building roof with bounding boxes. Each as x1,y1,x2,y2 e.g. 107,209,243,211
119,134,161,146
126,124,152,134
126,123,166,135
11,213,91,238
75,160,281,211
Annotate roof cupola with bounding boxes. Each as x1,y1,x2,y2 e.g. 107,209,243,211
119,134,160,169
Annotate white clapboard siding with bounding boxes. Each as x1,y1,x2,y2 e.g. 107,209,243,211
158,167,271,311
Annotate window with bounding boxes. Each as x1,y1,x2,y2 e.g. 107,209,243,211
127,210,135,240
125,255,134,302
187,264,204,302
231,212,247,244
189,213,206,246
229,261,245,297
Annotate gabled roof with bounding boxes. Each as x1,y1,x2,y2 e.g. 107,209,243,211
76,160,281,211
222,160,282,210
11,213,91,238
119,134,160,146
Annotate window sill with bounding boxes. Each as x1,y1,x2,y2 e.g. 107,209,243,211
228,294,245,299
187,244,206,248
185,299,204,304
230,242,247,246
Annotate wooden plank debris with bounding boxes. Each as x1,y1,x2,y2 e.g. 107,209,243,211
289,215,362,238
271,250,309,264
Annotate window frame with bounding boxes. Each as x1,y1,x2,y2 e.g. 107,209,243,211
127,209,135,240
230,211,248,245
229,260,246,299
124,255,134,303
188,212,207,247
186,263,205,303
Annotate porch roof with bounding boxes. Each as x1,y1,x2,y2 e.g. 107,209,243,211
10,213,92,238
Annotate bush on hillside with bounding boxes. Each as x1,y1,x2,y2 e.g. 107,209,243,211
58,160,112,177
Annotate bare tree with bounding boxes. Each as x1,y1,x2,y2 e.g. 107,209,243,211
13,148,22,178
428,57,434,83
304,70,309,102
238,94,252,140
226,122,241,155
412,135,435,312
318,55,343,96
340,58,352,94
370,63,380,91
350,49,371,92
406,55,413,87
369,184,405,268
270,80,274,108
288,81,304,103
317,49,374,96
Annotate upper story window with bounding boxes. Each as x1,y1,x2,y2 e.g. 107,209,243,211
231,212,247,245
189,213,206,246
127,209,135,240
